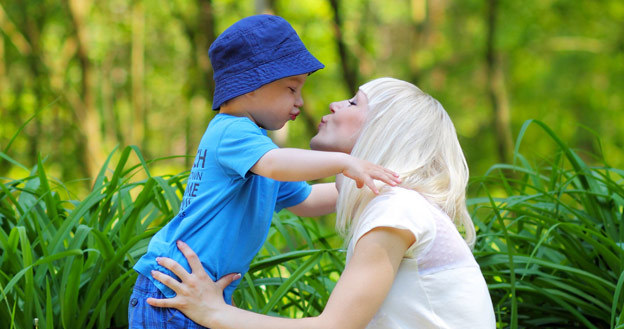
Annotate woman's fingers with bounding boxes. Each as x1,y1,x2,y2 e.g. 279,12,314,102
175,240,205,276
147,296,179,309
216,273,242,291
156,256,191,283
151,269,183,293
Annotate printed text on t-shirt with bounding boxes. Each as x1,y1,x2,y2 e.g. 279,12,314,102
180,148,207,213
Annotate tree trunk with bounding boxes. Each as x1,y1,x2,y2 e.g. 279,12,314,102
486,0,513,164
329,0,358,95
0,33,5,104
0,37,8,175
16,2,47,169
132,0,146,152
408,0,428,84
68,0,104,181
179,0,217,166
101,47,122,146
198,0,216,100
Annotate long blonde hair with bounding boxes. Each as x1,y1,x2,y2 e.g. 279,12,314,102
336,78,476,247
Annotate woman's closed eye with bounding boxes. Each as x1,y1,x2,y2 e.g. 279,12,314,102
348,100,357,106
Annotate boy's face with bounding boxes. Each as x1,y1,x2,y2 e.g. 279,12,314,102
245,74,307,130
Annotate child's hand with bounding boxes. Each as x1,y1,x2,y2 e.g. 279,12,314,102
342,158,401,194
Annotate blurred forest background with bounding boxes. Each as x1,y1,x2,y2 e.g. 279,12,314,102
1,0,622,191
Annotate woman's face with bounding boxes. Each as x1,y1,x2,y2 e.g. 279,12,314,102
310,90,369,154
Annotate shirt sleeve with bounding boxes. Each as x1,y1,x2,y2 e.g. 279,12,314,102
275,181,312,213
217,119,278,178
351,188,436,259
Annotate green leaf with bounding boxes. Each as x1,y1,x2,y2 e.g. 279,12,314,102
260,251,324,314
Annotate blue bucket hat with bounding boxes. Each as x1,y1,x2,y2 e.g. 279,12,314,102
209,15,325,110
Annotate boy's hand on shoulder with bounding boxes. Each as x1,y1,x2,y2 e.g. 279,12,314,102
342,158,401,194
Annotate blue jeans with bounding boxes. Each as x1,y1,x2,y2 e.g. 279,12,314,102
128,273,207,329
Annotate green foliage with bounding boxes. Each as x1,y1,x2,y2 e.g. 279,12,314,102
471,120,624,328
0,146,187,329
234,211,345,318
1,120,623,328
0,146,344,328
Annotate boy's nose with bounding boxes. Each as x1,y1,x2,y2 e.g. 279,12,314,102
295,94,304,108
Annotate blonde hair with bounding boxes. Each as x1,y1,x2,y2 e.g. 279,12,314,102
336,77,476,248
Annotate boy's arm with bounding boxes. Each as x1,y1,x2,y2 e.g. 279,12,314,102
287,183,337,217
250,148,400,194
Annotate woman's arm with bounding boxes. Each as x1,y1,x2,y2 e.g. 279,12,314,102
148,227,414,329
313,226,414,329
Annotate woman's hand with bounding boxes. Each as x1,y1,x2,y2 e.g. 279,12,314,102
146,240,241,326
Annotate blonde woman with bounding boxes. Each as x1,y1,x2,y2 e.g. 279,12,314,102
147,78,496,329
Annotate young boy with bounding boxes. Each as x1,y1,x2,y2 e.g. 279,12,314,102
129,15,399,328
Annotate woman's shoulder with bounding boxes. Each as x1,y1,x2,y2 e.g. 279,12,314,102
358,186,438,230
367,186,431,211
351,187,439,259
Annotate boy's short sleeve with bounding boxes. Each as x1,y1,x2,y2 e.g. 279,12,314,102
275,181,312,213
351,188,436,259
217,118,278,178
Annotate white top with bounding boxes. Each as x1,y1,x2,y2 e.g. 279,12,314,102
346,187,495,329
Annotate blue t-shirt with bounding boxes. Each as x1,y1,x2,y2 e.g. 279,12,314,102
133,114,312,303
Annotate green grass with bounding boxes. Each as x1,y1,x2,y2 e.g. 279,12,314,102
470,120,624,328
234,211,345,318
0,146,187,329
0,145,344,328
1,119,622,328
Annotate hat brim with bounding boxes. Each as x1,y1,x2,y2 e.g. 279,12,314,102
212,49,324,110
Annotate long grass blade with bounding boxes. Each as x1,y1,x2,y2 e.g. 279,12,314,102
260,251,324,314
613,270,624,328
